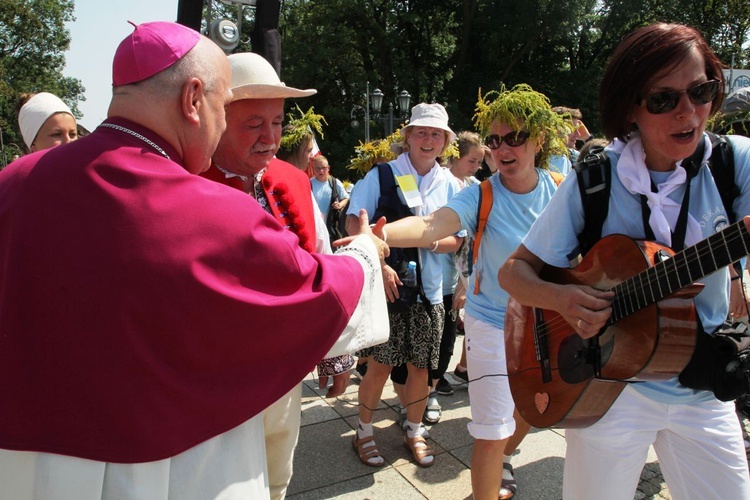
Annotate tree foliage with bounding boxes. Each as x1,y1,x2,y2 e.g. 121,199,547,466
275,0,750,180
0,0,84,160
1,1,748,175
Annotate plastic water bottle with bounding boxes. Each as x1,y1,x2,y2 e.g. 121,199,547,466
402,261,417,288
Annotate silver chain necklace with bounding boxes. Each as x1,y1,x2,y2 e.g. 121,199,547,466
99,123,171,160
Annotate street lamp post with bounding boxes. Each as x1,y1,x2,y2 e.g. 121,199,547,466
351,84,412,141
350,81,372,143
370,88,411,136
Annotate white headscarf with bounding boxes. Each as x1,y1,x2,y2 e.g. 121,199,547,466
18,93,74,149
611,133,709,247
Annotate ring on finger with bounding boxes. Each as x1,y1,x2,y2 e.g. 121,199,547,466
577,318,583,328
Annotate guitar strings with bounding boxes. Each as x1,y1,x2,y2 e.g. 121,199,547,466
527,224,749,346
531,228,747,344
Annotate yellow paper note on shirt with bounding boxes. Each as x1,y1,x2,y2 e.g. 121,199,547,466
395,174,422,208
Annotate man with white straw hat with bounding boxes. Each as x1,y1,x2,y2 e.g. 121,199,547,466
0,22,388,500
204,51,367,500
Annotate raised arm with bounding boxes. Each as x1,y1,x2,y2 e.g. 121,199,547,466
382,206,462,250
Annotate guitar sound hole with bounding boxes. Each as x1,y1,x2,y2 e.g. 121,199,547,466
558,334,596,384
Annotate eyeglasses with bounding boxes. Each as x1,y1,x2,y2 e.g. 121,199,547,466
313,166,329,171
641,79,720,115
484,131,531,150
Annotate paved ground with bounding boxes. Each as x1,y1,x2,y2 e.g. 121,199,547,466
285,334,750,499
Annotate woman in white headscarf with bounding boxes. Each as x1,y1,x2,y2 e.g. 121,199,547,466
17,92,78,153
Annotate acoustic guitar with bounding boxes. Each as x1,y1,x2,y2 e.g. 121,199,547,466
504,217,750,428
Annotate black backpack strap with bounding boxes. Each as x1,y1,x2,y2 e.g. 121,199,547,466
373,162,412,223
706,132,738,224
328,176,339,204
372,162,427,302
574,147,612,256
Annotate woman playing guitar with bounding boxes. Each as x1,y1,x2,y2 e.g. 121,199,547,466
499,23,750,500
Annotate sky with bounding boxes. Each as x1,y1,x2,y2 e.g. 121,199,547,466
63,1,181,130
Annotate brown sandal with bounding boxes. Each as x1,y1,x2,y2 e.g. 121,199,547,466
403,434,434,467
352,434,384,467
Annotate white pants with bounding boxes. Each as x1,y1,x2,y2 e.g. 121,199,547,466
465,314,516,441
263,384,302,500
564,384,750,500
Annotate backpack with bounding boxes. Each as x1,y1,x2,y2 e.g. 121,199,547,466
574,132,736,256
468,170,564,294
372,162,426,312
325,176,344,242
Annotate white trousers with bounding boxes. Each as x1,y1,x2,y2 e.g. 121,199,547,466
0,415,269,500
263,384,302,500
465,314,516,441
563,384,750,500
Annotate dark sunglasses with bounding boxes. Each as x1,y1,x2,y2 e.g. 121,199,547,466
484,131,531,149
641,79,720,114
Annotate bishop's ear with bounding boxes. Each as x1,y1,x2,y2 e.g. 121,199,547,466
180,77,205,124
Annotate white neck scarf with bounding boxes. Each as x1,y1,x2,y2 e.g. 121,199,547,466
613,133,710,248
390,152,444,216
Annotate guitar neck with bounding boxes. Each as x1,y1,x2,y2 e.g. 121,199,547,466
608,219,750,324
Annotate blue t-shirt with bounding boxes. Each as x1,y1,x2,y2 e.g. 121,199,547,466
523,133,750,404
445,169,559,329
548,154,572,176
311,177,348,220
441,252,458,297
346,160,464,304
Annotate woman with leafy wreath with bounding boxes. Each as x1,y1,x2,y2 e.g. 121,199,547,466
276,105,326,177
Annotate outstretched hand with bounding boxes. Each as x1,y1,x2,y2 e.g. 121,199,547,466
332,210,389,264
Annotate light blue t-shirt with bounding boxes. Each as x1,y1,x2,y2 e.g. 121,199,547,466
548,154,572,176
311,177,348,220
441,252,458,297
523,133,750,404
445,169,559,329
346,161,464,304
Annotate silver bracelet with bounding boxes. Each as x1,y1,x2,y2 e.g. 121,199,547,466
431,240,439,252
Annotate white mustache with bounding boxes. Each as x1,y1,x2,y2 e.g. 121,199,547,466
250,143,277,154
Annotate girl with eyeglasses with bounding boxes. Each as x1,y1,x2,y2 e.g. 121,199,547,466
375,84,570,499
499,23,750,499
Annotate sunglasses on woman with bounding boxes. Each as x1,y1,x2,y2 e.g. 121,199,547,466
484,131,531,149
641,79,720,115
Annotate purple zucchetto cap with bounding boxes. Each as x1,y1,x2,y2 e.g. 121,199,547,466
112,21,201,87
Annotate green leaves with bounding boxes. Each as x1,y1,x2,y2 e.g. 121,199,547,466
0,0,84,163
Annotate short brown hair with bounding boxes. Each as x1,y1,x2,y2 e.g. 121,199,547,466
552,106,582,121
599,23,725,141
